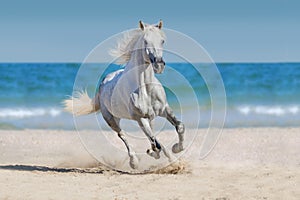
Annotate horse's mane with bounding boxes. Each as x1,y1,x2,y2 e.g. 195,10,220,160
110,26,165,65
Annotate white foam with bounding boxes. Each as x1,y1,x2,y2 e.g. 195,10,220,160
288,106,299,114
0,108,62,118
239,106,251,115
237,105,300,116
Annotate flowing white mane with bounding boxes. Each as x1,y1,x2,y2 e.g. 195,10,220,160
110,26,166,65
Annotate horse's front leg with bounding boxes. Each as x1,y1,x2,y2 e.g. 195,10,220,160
162,105,185,153
137,118,172,161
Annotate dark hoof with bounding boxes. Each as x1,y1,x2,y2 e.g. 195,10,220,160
147,149,160,159
172,143,184,154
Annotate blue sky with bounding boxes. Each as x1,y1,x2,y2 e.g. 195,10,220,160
0,0,299,62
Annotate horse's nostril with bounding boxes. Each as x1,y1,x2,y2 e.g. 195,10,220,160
149,53,155,63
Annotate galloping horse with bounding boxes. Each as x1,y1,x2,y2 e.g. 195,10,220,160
64,20,185,169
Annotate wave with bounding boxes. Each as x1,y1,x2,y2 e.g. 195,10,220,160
0,108,62,119
237,105,299,116
1,105,300,129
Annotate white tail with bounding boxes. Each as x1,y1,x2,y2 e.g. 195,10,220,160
63,90,100,116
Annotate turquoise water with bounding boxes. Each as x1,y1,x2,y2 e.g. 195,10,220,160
0,63,299,129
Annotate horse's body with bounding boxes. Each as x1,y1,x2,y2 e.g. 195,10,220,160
64,21,185,169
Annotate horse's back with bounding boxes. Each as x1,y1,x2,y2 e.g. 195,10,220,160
102,69,124,84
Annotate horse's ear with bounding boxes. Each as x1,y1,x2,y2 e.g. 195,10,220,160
139,20,145,31
158,20,163,29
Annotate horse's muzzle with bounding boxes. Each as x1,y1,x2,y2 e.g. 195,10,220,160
153,58,165,74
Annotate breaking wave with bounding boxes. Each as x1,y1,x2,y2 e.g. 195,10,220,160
237,105,299,116
0,108,62,119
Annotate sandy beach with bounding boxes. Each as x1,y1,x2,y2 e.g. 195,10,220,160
0,128,299,199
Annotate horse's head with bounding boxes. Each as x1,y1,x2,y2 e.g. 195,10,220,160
139,20,166,74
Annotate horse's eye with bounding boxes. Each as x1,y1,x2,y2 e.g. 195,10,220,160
144,40,148,45
162,40,165,44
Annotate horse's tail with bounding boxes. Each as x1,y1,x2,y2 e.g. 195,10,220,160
62,90,100,116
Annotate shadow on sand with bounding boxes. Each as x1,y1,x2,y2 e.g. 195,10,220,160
0,160,188,175
0,164,106,174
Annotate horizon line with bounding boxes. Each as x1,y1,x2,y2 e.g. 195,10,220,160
0,61,299,64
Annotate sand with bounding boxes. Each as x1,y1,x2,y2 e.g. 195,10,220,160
0,128,299,199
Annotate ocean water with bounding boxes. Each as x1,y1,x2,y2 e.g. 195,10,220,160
0,63,299,129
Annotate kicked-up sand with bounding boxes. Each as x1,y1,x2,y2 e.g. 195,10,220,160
0,128,299,199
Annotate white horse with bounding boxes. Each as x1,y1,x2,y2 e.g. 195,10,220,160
64,20,185,169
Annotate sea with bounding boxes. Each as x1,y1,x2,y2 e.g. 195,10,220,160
0,62,299,130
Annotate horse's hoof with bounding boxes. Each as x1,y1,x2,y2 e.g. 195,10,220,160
147,149,160,159
129,155,139,169
176,123,185,134
172,143,184,154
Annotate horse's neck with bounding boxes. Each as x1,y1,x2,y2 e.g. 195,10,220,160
124,48,155,86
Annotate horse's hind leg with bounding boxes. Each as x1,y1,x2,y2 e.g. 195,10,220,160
137,118,172,161
117,130,139,169
102,110,138,169
162,106,185,153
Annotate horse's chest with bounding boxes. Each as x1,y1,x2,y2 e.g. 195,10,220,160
130,92,164,119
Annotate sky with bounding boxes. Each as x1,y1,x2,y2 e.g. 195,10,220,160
0,0,299,62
